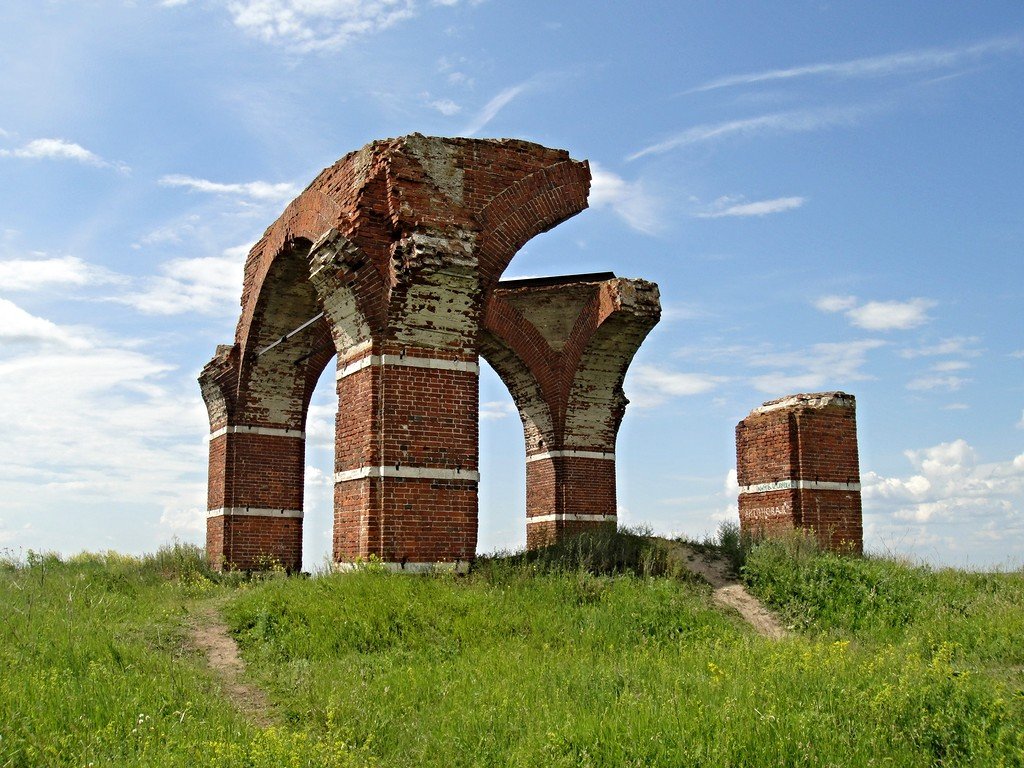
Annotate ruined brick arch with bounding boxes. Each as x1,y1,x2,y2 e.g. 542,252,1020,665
479,276,660,547
201,135,660,571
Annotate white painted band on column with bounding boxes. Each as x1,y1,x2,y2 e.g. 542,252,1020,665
525,450,615,463
334,560,471,574
334,466,480,483
206,507,304,519
527,513,618,524
209,426,305,440
739,479,861,494
336,354,479,380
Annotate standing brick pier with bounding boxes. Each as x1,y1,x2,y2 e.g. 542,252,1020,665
735,392,863,553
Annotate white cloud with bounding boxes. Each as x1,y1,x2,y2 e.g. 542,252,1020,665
686,35,1022,94
626,365,728,407
226,0,418,52
0,138,126,171
0,298,90,348
816,294,936,331
814,294,858,313
864,439,1024,525
588,161,663,234
746,339,885,394
462,83,529,136
931,360,970,372
0,255,121,292
114,246,247,316
942,403,969,411
1018,410,1024,430
429,98,461,116
627,106,864,161
849,299,936,331
696,195,805,218
906,374,970,392
160,174,299,202
480,400,517,420
901,336,983,359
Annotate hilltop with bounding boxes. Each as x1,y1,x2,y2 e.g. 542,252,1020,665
1,532,1022,767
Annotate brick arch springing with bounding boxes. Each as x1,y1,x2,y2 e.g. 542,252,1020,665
479,276,661,547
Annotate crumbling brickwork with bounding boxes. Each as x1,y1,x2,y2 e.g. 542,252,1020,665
200,135,659,571
480,275,661,547
735,392,863,553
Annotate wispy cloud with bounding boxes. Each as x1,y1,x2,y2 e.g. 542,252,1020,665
747,339,885,394
0,138,127,171
480,400,517,420
113,245,248,316
906,374,971,392
428,98,461,116
685,35,1022,94
159,174,299,202
0,255,122,292
462,83,529,136
696,195,805,219
816,295,936,331
626,365,729,407
627,106,864,161
588,161,664,234
901,336,983,359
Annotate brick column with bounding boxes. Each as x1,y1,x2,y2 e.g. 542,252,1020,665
736,392,863,553
199,344,307,571
332,345,480,568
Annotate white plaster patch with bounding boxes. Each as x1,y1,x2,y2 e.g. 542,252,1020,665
738,480,861,494
207,507,304,518
334,466,480,483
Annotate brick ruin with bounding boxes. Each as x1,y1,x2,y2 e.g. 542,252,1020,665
200,135,661,571
736,392,863,553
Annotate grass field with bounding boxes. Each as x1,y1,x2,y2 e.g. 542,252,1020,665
1,533,1022,767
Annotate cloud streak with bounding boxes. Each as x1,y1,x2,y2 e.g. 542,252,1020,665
685,35,1022,94
159,174,299,202
627,106,864,161
696,196,805,218
462,83,528,136
0,138,126,170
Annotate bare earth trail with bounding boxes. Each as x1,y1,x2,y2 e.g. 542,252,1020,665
187,598,278,729
659,539,788,640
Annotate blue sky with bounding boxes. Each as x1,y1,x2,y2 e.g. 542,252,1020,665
1,1,1022,570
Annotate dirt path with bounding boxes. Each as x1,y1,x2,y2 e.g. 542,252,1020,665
187,600,277,728
660,540,787,640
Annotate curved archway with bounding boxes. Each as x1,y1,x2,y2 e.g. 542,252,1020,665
200,135,662,572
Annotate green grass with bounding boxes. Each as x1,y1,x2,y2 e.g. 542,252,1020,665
2,535,1023,767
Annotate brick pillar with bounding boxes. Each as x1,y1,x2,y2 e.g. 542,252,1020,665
736,392,863,553
199,345,306,572
480,275,661,548
331,345,480,567
311,229,482,570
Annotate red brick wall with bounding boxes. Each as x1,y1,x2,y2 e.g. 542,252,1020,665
206,515,302,572
736,393,862,553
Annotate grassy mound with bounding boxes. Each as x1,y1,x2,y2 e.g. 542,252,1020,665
2,534,1022,766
